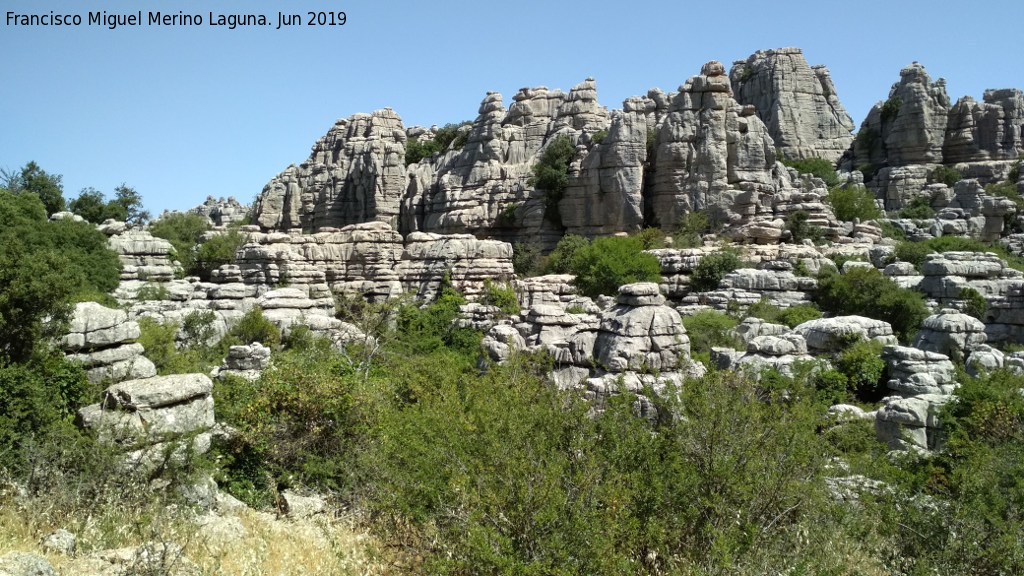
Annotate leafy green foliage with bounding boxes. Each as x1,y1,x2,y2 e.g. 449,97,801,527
674,211,709,248
529,135,576,223
193,228,248,280
6,161,66,215
786,210,825,243
815,267,929,342
404,122,472,165
959,287,988,320
149,212,211,273
782,157,840,187
544,234,590,274
899,196,936,219
481,280,520,317
0,191,121,362
827,185,881,221
228,308,280,349
930,165,962,187
683,310,740,364
567,236,662,298
590,129,608,145
881,96,902,122
690,248,742,292
746,298,822,329
834,339,887,402
396,281,480,356
511,241,543,277
135,283,170,301
879,221,907,241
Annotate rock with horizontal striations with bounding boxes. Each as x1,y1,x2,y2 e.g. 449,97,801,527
875,393,951,451
595,299,689,373
966,344,1005,377
793,316,898,353
730,47,855,162
61,302,157,384
108,230,178,282
912,309,987,360
882,345,957,397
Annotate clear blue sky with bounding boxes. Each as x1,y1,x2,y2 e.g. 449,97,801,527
2,0,1021,215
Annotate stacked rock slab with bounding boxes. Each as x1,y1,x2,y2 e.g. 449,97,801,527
214,343,271,382
187,195,251,227
875,346,957,451
918,251,1024,305
912,309,987,361
108,229,177,282
687,267,817,311
254,109,408,231
648,61,779,230
78,374,214,442
711,318,814,378
792,316,898,354
62,302,157,384
729,47,855,162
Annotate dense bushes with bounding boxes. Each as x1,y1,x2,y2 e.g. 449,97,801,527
816,267,929,342
689,248,742,292
536,234,661,298
149,212,211,273
682,310,739,364
899,196,936,219
193,227,248,279
405,122,473,165
827,185,881,221
529,134,576,222
782,157,840,187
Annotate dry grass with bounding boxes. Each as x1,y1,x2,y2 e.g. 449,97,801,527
0,496,387,575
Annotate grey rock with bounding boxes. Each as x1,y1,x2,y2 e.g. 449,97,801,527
966,344,1005,377
0,552,57,576
793,316,898,353
730,47,855,162
280,490,326,518
41,529,76,557
912,309,987,359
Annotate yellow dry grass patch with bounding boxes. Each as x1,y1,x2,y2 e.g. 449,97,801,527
0,499,387,575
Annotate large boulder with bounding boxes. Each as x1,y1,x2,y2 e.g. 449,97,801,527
61,302,157,384
792,316,898,353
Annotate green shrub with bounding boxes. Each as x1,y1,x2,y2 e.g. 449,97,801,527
834,339,887,402
895,236,1024,273
544,234,590,274
813,369,850,405
986,180,1024,210
674,211,709,248
590,130,608,145
136,282,170,301
828,186,881,221
900,196,937,219
777,304,823,328
568,236,662,298
959,287,988,320
193,228,248,280
881,96,902,122
683,310,740,364
511,241,543,277
228,308,280,349
690,248,742,292
746,298,783,324
782,157,840,188
815,267,928,342
406,122,474,165
636,227,666,250
482,279,520,317
930,165,962,187
879,221,907,241
529,135,576,223
786,210,825,243
181,310,217,348
150,212,211,273
396,280,480,357
646,129,657,159
137,318,180,373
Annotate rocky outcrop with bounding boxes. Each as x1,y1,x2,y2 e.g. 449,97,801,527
61,302,157,384
214,343,271,382
187,195,250,227
108,230,178,282
943,89,1024,164
254,109,408,231
912,309,987,360
792,316,898,354
875,345,958,451
77,373,215,446
730,47,855,162
688,267,817,310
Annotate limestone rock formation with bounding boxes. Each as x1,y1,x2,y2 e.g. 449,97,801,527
109,229,178,282
215,343,271,381
792,316,898,354
187,196,250,227
944,89,1024,164
254,109,408,231
912,309,987,360
61,302,157,384
730,47,855,162
77,374,215,446
875,345,958,451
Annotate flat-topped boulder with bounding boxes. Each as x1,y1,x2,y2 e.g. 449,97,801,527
792,316,898,353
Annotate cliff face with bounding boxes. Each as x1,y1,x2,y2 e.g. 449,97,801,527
252,50,1023,241
730,47,855,163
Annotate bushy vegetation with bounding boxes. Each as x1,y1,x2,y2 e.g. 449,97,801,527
674,211,710,248
746,298,822,328
193,227,249,280
930,165,962,187
682,310,739,364
529,134,576,223
894,236,1024,273
786,209,825,243
537,234,661,298
782,157,840,187
899,196,936,219
69,184,148,225
405,122,473,165
149,212,211,273
881,96,902,122
816,267,929,342
482,279,520,316
689,248,742,292
828,185,882,221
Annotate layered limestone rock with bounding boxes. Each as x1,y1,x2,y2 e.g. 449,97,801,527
730,47,855,162
875,346,958,451
712,323,813,378
187,196,250,227
108,229,177,282
918,251,1024,301
688,267,817,310
62,302,157,384
254,109,408,231
792,316,898,354
648,61,779,230
77,374,215,446
943,89,1024,164
213,343,271,382
912,309,987,360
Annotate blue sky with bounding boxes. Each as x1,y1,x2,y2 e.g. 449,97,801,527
1,0,1021,215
